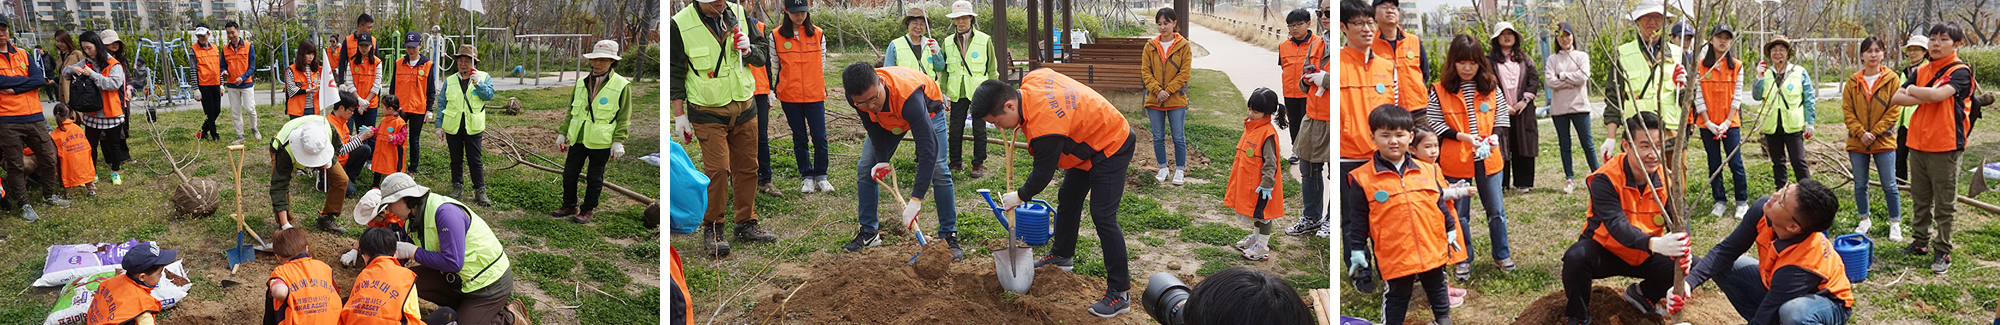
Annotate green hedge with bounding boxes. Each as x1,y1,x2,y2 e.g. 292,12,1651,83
805,6,1145,54
1959,46,2000,87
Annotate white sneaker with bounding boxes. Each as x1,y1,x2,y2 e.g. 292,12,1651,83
800,178,817,194
1172,168,1186,185
1563,179,1577,194
1315,220,1332,237
1855,217,1874,235
1890,223,1906,242
1711,202,1728,218
1155,168,1171,183
1734,201,1750,219
817,176,836,193
1233,233,1259,250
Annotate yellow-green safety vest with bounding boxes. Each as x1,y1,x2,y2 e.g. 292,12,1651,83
888,36,938,79
566,72,630,149
414,194,511,293
442,72,490,135
1756,65,1811,134
941,31,993,100
673,3,756,107
1616,40,1685,129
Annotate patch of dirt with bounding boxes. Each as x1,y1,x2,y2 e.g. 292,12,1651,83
911,241,953,280
1510,286,1740,325
751,242,1154,324
166,230,361,324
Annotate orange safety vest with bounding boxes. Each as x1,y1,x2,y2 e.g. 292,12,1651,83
1754,221,1856,307
1348,155,1454,280
1907,56,1974,153
1373,30,1429,112
393,57,434,115
1339,47,1395,160
1432,83,1504,179
225,41,253,85
94,58,124,118
772,25,826,103
0,46,41,117
269,257,341,325
340,256,424,325
1698,58,1742,128
51,120,93,188
1017,68,1131,171
1583,154,1670,266
346,34,382,110
751,21,772,96
290,63,321,117
670,248,695,325
194,43,223,86
855,66,942,134
329,114,353,165
1225,116,1285,219
370,115,407,175
85,274,161,325
1280,36,1328,99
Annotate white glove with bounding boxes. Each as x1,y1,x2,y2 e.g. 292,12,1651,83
1441,185,1474,200
1649,232,1691,257
194,92,202,101
611,142,626,159
1303,71,1329,96
901,198,923,230
1446,230,1461,246
1347,251,1369,275
998,191,1023,211
340,83,357,94
1599,138,1618,162
733,30,751,55
340,249,359,266
395,241,419,259
556,135,567,146
674,115,694,143
1473,139,1493,161
923,38,940,55
357,126,374,135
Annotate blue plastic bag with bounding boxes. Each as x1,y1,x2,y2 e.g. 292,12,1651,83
668,141,709,234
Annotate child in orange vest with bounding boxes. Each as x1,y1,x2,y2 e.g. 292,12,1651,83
367,94,410,187
266,228,341,325
1225,88,1287,261
341,227,429,324
49,104,96,197
1412,129,1471,308
1342,104,1471,325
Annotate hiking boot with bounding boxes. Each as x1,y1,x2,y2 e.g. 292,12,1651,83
316,215,348,233
1034,255,1074,272
548,206,577,218
1284,217,1321,236
507,298,533,325
758,183,784,197
706,224,731,257
572,210,593,224
46,195,71,207
20,204,37,222
1620,284,1664,316
1901,243,1930,256
1087,291,1131,318
475,188,493,207
968,165,985,178
1431,317,1454,325
941,231,965,261
1932,253,1951,275
450,183,464,198
734,222,778,243
843,231,881,252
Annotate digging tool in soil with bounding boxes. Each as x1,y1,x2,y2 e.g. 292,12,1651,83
873,172,933,264
219,144,266,287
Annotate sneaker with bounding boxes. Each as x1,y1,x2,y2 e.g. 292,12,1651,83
20,204,37,222
1564,179,1577,194
1034,255,1075,271
1315,221,1331,238
1734,201,1750,219
1890,223,1906,242
1497,257,1518,272
1240,236,1271,261
316,215,348,233
110,173,122,185
1154,168,1170,183
1232,233,1258,250
1448,286,1468,308
759,183,785,197
969,165,985,178
706,224,732,257
548,206,577,218
231,137,244,145
46,195,71,207
941,231,964,260
1620,284,1664,316
842,231,881,252
1900,243,1930,256
1087,291,1131,317
1932,253,1951,275
1283,217,1321,236
1454,262,1472,280
734,222,779,243
1172,168,1186,185
816,176,835,192
1711,202,1728,218
571,210,593,224
1855,216,1873,235
800,178,817,194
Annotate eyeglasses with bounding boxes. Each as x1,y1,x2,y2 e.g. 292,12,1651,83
1288,21,1310,28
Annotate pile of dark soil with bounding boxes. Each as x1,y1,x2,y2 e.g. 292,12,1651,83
751,243,1152,324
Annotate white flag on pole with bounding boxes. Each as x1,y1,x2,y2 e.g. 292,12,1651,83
460,0,485,14
317,46,340,111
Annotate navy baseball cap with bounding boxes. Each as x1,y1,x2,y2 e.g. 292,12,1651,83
121,242,178,272
404,32,423,48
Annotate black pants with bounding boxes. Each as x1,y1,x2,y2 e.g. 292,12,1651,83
1763,131,1810,188
353,105,378,130
84,123,128,171
1560,238,1675,321
0,122,58,199
756,94,773,184
412,266,518,325
1383,266,1451,325
198,85,222,139
948,99,987,169
1284,97,1307,142
1050,134,1136,292
1895,126,1909,184
344,143,375,192
562,145,611,212
446,131,485,188
405,112,426,173
1506,150,1536,188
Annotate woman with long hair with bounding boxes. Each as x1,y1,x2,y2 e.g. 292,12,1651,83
287,40,322,118
1425,34,1515,280
69,30,130,185
772,0,834,194
1544,22,1596,194
1486,21,1542,192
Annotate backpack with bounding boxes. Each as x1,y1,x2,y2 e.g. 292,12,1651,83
67,65,102,113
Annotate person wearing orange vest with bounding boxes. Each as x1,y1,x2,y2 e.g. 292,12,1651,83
1890,22,1976,275
50,104,95,197
190,24,224,141
341,227,434,325
367,95,410,190
337,14,384,131
391,32,434,174
1370,0,1431,116
222,21,261,143
1558,111,1692,325
1425,34,1515,280
1693,25,1751,220
1225,89,1289,261
1323,0,1386,241
771,0,832,194
669,247,694,325
837,63,962,260
1278,9,1325,144
748,17,784,198
1681,180,1852,325
288,40,324,118
264,228,341,325
84,242,175,325
73,30,131,187
1141,7,1192,186
1343,104,1470,325
332,92,394,196
971,71,1136,318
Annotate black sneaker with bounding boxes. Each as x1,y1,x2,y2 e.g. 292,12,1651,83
1932,253,1951,275
843,231,880,252
734,222,779,243
1349,270,1378,293
1035,255,1074,271
1619,284,1663,316
941,231,964,261
1900,243,1930,256
1087,291,1131,317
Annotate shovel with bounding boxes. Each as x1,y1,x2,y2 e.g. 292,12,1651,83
219,144,265,287
873,174,931,264
979,189,1036,294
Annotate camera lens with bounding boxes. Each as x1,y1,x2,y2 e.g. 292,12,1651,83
1143,272,1192,325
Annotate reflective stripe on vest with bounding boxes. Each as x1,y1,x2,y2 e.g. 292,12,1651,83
1017,68,1131,171
1583,154,1669,266
271,257,341,325
442,72,489,135
1754,222,1856,307
86,275,161,325
194,44,223,86
342,256,419,325
941,31,993,100
858,66,942,134
673,4,756,107
568,72,630,149
1432,83,1504,179
772,26,826,103
1347,158,1453,280
1617,40,1685,128
395,57,435,114
417,194,511,293
1225,117,1284,220
1755,66,1810,134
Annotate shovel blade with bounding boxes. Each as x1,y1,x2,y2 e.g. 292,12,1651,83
995,246,1036,294
225,232,257,266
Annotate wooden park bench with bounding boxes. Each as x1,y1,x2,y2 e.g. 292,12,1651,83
1038,37,1151,92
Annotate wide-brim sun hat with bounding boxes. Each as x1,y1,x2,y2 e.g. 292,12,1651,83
351,189,386,226
582,40,621,60
1489,21,1518,42
945,0,977,18
377,173,433,206
287,122,334,168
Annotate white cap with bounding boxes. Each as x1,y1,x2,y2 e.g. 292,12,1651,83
946,1,978,18
192,27,209,37
1905,35,1931,51
287,122,333,168
583,40,622,60
1489,21,1518,42
1629,0,1670,21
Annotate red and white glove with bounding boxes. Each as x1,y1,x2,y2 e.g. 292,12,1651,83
871,162,895,180
1662,283,1692,316
1672,65,1687,88
733,30,751,55
1599,138,1618,162
1650,232,1692,257
923,38,940,55
901,198,924,230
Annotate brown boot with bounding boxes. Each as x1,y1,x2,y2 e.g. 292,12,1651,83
506,298,533,325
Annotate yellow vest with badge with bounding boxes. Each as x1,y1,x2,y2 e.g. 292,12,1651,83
941,31,992,100
441,72,489,135
567,72,630,149
1616,40,1685,129
672,3,756,107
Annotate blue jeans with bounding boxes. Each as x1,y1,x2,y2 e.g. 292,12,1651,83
1850,150,1901,220
855,113,958,234
1552,113,1599,179
1450,164,1512,263
1716,256,1853,325
1702,127,1749,203
1146,107,1188,169
782,101,830,177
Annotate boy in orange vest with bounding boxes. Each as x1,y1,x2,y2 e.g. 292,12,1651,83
266,228,341,325
341,227,428,324
1343,104,1469,325
1225,88,1287,261
49,104,95,197
1558,111,1691,325
84,242,175,325
1679,179,1851,324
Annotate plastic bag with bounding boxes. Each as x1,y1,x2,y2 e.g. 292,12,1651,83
669,142,709,234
